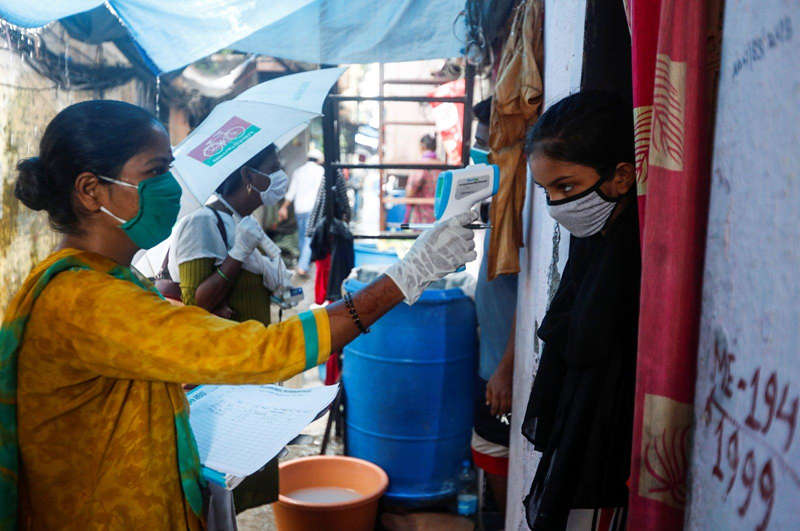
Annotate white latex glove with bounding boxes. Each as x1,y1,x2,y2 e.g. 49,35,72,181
258,232,282,260
241,250,291,292
385,210,478,304
229,216,265,263
260,253,293,292
260,169,289,206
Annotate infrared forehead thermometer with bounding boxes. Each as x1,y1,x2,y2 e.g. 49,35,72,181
434,163,499,223
400,164,499,272
400,163,499,230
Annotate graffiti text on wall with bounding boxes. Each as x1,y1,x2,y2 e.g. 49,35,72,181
732,16,793,78
703,329,799,530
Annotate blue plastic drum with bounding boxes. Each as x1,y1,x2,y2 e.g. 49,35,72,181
343,278,476,504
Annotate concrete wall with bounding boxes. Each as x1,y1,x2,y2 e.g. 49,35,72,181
686,2,800,530
0,25,149,312
505,1,585,529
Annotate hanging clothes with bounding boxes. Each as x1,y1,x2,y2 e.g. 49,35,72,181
522,200,640,530
324,219,354,302
486,0,544,280
625,1,724,528
581,0,632,97
306,170,351,239
308,168,354,302
463,0,520,69
314,254,332,305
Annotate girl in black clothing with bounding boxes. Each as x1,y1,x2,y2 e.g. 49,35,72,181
521,91,640,530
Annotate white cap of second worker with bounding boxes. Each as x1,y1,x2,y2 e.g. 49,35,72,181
308,148,324,162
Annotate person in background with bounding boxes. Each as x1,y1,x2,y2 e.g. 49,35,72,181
169,143,291,528
522,91,639,530
404,133,441,224
278,147,324,278
471,97,518,517
170,143,290,322
3,100,476,530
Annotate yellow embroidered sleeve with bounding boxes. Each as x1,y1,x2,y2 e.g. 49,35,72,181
37,270,330,385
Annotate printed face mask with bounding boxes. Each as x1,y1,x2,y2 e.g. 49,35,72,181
99,172,182,249
546,177,619,238
249,167,289,207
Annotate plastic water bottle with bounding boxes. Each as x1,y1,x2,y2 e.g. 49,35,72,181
456,460,478,517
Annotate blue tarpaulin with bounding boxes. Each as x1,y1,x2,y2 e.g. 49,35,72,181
232,0,466,65
0,0,466,72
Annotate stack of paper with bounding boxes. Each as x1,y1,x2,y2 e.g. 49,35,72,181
187,384,339,488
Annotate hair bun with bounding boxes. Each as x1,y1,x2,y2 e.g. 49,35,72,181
15,157,53,212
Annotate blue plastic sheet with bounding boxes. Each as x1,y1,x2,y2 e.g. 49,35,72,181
232,0,466,65
0,0,465,72
0,1,101,28
108,0,315,72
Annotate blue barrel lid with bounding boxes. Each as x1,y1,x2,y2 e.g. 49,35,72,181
343,278,469,304
353,243,398,255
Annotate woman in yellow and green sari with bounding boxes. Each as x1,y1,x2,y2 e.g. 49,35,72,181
1,100,477,530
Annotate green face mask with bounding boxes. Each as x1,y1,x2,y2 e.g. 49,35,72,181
99,171,182,250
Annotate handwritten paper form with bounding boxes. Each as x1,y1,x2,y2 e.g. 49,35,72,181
188,384,339,478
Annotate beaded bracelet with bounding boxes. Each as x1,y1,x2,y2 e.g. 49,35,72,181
344,292,370,334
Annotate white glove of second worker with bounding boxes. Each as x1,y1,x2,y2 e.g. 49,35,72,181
241,249,291,291
257,231,282,260
261,254,293,292
229,216,265,262
385,210,478,304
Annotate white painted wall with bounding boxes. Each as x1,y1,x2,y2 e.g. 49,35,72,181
506,1,585,529
686,2,800,530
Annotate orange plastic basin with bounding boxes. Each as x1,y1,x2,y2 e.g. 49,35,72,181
274,455,388,531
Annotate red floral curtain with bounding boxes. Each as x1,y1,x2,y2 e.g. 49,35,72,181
625,0,724,528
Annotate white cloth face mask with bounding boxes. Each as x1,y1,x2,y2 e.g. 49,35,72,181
249,167,289,207
546,178,619,238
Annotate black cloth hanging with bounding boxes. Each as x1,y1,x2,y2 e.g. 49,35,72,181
306,170,351,238
325,218,354,301
522,199,640,530
309,216,333,263
308,217,353,302
308,168,354,301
